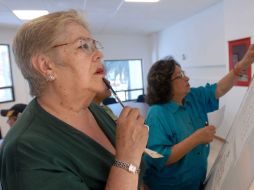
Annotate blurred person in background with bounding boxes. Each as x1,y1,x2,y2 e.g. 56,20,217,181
1,103,27,128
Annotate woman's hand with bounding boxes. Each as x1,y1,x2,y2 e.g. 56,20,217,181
194,125,216,144
167,124,215,165
216,44,254,98
239,44,254,69
115,107,148,166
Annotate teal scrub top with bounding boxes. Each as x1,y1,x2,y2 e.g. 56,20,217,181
143,83,219,190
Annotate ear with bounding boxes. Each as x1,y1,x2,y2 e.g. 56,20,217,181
31,54,54,77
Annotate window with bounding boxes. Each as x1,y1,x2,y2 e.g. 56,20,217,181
0,44,15,103
104,59,144,101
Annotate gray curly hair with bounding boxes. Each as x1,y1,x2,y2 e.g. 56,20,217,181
12,10,89,97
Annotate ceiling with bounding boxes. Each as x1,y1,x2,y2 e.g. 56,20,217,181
0,0,222,35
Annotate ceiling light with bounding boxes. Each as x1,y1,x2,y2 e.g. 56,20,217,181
12,10,49,20
124,0,160,2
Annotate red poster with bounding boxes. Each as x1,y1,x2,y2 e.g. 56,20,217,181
228,37,251,86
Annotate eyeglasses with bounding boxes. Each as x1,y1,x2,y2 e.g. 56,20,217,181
171,70,186,81
52,37,103,53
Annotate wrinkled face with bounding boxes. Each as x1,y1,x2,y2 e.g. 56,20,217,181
50,22,105,100
171,66,190,98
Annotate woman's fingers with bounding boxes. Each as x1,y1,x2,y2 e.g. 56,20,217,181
115,107,148,164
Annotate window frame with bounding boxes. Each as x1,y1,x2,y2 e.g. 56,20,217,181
104,58,144,102
0,44,15,103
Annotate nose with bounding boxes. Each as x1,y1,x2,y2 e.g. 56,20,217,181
92,49,104,62
184,75,190,81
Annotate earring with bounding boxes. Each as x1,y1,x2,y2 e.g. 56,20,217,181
46,73,55,82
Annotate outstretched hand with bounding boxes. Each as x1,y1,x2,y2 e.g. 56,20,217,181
239,44,254,68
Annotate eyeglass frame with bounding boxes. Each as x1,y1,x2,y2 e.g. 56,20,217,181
171,70,186,81
51,37,103,53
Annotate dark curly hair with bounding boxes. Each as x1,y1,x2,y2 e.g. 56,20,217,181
146,56,180,105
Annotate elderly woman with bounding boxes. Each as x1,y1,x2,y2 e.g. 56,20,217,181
0,10,148,190
143,49,254,190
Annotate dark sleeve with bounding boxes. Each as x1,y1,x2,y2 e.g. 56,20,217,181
6,170,90,190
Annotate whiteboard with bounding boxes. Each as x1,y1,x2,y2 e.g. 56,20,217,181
204,77,254,190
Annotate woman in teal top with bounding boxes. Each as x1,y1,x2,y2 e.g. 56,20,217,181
143,53,254,190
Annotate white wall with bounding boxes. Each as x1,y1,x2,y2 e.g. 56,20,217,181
224,0,254,40
158,2,225,68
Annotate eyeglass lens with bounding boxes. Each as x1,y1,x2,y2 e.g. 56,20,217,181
171,70,186,81
79,39,103,53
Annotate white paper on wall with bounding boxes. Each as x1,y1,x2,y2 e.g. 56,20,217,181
208,105,225,129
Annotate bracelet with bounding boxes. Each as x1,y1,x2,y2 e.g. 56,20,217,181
112,159,140,174
233,64,242,76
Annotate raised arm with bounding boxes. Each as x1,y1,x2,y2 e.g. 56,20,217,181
216,44,254,98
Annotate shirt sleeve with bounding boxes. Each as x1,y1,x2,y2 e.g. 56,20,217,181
190,83,219,113
144,106,176,171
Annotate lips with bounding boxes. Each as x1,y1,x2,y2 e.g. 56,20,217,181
95,68,104,75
